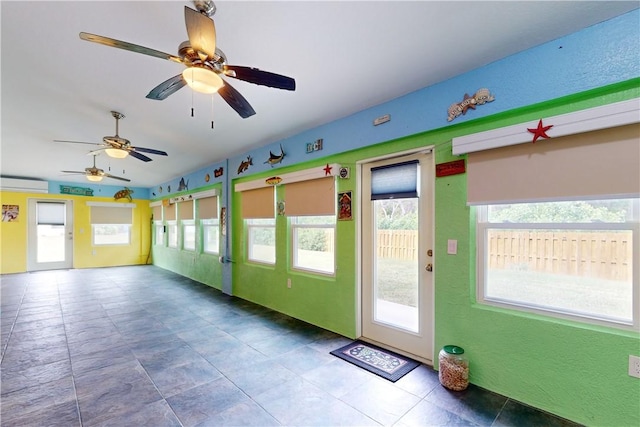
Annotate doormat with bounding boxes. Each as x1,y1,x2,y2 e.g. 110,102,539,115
330,340,420,382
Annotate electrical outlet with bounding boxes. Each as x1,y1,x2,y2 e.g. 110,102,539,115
629,355,640,378
287,278,291,289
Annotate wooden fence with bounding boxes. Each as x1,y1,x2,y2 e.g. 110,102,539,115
376,229,632,281
377,230,418,260
487,230,632,281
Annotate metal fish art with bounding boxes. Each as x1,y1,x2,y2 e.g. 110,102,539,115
265,144,285,166
178,177,189,192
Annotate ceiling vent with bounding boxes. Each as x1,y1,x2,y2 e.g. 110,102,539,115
0,177,49,193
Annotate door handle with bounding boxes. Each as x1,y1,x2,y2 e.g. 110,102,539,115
425,263,433,272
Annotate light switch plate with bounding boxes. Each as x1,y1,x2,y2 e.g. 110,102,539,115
447,239,457,255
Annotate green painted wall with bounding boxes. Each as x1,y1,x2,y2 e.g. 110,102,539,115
151,183,224,291
230,80,640,426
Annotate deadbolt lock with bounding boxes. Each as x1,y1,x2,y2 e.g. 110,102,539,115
427,249,433,257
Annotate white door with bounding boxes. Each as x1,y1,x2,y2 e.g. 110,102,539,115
360,150,434,363
27,199,73,271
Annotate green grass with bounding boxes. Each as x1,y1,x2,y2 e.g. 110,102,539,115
376,258,418,307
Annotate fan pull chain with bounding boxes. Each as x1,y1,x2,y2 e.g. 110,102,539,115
191,83,195,117
211,95,219,129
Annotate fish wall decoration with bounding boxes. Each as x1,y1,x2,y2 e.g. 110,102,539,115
237,156,253,174
178,178,189,192
264,144,285,167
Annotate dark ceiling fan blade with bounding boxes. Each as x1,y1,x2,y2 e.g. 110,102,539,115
131,147,168,156
218,80,256,119
223,65,296,91
79,32,183,63
184,6,216,60
128,151,153,162
61,170,85,174
54,139,103,146
146,74,187,100
103,173,131,182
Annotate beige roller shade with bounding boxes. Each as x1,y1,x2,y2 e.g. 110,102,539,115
164,204,176,221
90,206,133,224
178,200,194,220
286,176,335,216
198,196,218,219
241,186,274,219
152,205,162,221
467,123,640,205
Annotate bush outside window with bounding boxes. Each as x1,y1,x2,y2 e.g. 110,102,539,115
291,215,336,275
92,224,131,245
247,218,275,264
477,198,639,329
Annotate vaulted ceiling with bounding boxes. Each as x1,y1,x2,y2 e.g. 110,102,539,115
2,1,637,187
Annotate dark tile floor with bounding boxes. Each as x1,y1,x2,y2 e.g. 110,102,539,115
1,266,581,427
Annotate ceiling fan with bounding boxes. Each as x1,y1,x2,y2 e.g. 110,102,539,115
79,0,296,119
54,111,168,162
61,155,130,183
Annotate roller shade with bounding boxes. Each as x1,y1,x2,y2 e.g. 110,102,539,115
90,206,132,224
37,202,65,225
241,186,274,219
178,200,194,220
371,160,418,200
285,177,335,216
164,204,176,221
152,205,162,221
198,196,218,219
467,123,640,205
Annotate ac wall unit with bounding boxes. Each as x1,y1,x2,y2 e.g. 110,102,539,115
0,177,48,193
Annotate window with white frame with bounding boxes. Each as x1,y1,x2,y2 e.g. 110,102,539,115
151,204,163,246
247,218,276,264
466,122,640,329
167,222,178,248
286,176,336,275
477,199,638,326
90,204,133,246
241,186,275,265
290,216,336,274
199,196,219,254
178,200,195,251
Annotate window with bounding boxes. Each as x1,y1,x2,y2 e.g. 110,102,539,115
247,218,275,264
291,216,336,274
154,222,164,246
183,220,196,251
285,176,336,274
199,196,219,254
90,204,133,246
92,224,131,245
241,187,275,265
477,199,638,327
167,221,178,248
202,219,219,254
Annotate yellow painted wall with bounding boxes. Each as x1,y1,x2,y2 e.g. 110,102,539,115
0,191,151,274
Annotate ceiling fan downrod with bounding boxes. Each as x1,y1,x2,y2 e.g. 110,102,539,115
194,0,216,17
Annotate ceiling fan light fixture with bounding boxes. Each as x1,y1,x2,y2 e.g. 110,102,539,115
182,67,223,94
86,174,103,182
104,148,129,159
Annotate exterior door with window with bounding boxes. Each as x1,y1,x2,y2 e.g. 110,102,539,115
27,199,73,271
361,151,434,363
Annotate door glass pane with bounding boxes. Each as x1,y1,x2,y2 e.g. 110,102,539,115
37,224,65,262
373,198,419,332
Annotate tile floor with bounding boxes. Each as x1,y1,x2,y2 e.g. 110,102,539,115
1,266,582,427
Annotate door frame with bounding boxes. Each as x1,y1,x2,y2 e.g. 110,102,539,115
27,198,74,272
356,146,435,364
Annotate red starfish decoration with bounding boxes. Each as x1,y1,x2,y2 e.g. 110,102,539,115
527,119,553,143
323,164,333,176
